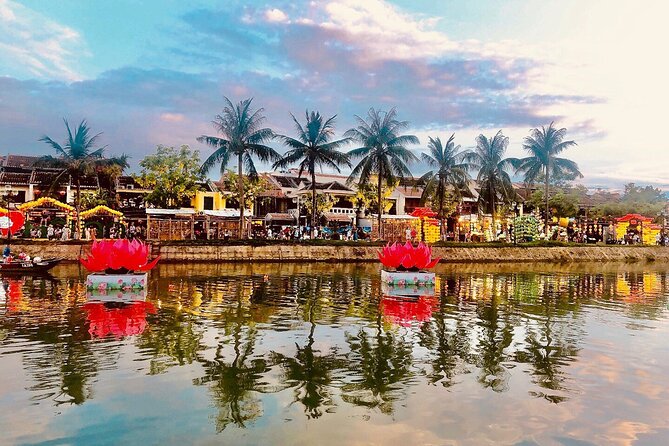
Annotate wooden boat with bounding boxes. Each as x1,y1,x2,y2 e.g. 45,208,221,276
0,258,62,274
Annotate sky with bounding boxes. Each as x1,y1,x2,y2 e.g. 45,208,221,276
1,0,667,190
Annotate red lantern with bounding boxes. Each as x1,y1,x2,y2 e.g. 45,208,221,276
0,211,26,236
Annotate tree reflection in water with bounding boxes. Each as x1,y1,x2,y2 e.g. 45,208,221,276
417,277,473,387
3,263,669,436
342,313,415,415
272,287,347,419
193,283,273,432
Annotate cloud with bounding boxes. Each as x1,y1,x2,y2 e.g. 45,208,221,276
2,0,666,187
0,0,87,81
264,8,289,23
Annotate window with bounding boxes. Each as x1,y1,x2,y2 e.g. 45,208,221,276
204,196,214,210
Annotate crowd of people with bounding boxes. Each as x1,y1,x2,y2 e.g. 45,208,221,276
254,225,371,241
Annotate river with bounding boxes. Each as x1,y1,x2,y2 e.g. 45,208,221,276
1,262,668,445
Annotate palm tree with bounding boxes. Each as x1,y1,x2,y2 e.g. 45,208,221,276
39,119,128,236
420,134,472,238
465,130,517,237
515,122,581,234
345,108,419,239
198,97,280,238
273,111,351,232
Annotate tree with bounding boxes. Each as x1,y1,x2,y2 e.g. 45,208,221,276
273,111,351,231
622,183,666,203
347,177,398,215
38,119,128,236
515,122,581,234
80,189,115,210
302,193,337,219
222,170,271,212
198,97,280,238
420,135,472,237
135,145,203,208
345,108,419,239
465,130,517,234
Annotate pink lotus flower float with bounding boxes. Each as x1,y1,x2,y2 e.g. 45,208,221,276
81,239,159,294
378,241,440,271
80,239,159,273
379,242,439,296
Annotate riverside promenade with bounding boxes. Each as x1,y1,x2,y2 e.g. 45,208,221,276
8,240,669,263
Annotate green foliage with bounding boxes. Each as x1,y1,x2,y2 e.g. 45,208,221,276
38,118,128,213
273,110,351,224
528,189,580,218
136,145,204,208
515,122,580,232
222,170,271,211
464,130,517,215
198,97,280,236
346,108,418,232
80,189,116,210
303,194,337,218
347,177,398,213
420,134,472,219
622,183,665,203
589,183,666,218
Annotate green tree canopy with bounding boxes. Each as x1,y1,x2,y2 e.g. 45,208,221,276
273,110,351,229
515,122,581,233
222,170,271,212
420,134,472,230
198,97,280,237
465,130,517,230
346,107,419,238
38,119,128,234
135,145,204,209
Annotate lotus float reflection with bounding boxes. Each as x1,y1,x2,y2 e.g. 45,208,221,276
381,295,438,326
83,293,156,338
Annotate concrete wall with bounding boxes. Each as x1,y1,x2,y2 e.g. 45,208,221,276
9,240,669,263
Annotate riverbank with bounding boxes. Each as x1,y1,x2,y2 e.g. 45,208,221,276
7,239,669,263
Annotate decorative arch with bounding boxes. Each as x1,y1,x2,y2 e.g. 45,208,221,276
17,197,76,213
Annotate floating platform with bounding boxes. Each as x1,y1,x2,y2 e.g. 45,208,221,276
86,272,148,294
381,270,435,297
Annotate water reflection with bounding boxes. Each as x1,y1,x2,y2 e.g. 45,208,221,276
1,262,669,444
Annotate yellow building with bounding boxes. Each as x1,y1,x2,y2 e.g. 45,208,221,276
191,190,229,212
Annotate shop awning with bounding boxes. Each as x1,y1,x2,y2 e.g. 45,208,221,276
146,208,195,216
203,209,247,218
265,213,295,223
323,212,353,223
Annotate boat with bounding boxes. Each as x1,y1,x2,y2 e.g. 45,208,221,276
0,258,62,274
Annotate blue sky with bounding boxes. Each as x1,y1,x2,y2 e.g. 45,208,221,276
1,0,667,189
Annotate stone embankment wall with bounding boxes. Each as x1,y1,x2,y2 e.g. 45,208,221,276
9,240,669,263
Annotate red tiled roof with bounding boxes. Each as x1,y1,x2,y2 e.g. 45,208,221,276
3,154,41,168
0,171,32,186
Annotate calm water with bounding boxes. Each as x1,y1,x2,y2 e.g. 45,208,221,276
1,262,669,445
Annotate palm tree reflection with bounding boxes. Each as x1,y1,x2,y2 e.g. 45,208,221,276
342,314,414,415
272,290,347,419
